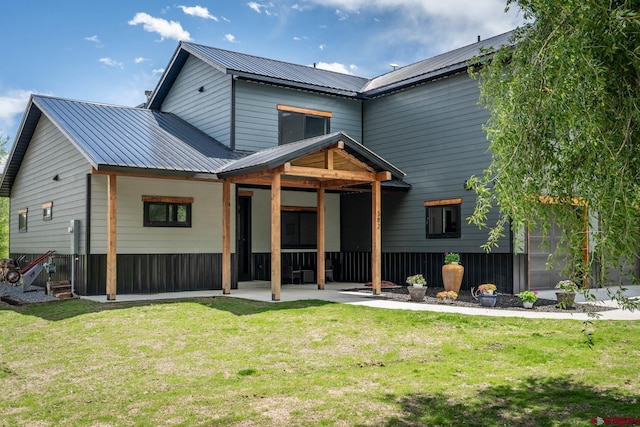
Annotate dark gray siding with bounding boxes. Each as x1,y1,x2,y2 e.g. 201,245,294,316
234,80,362,152
362,72,509,253
161,55,233,146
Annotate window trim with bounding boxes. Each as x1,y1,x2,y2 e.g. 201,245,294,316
424,198,462,239
142,196,193,228
18,208,28,233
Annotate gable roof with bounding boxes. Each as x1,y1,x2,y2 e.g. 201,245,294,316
149,31,514,108
361,31,514,96
0,95,241,196
217,131,405,181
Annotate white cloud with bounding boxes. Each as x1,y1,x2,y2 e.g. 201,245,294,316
314,62,353,75
85,35,101,45
128,12,192,42
247,2,275,16
134,57,146,64
335,9,349,20
0,90,32,137
304,0,524,54
178,5,218,21
152,68,165,76
224,34,237,43
293,36,308,41
99,57,124,69
319,44,326,50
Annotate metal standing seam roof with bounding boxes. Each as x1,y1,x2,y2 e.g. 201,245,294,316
217,131,405,181
149,31,514,108
361,31,515,96
0,95,242,196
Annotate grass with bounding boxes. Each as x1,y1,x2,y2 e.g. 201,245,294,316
1,297,639,426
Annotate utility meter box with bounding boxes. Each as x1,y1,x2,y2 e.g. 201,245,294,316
69,219,80,254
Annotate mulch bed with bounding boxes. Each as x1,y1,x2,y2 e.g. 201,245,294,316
348,286,617,313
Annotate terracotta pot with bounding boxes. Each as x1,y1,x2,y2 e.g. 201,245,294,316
407,286,427,302
442,262,464,293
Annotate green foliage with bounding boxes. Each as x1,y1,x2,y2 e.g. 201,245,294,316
0,133,8,258
468,0,640,286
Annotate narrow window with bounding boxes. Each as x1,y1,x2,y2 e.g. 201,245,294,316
281,207,317,248
42,201,53,221
18,208,28,233
425,199,462,239
142,196,193,227
277,105,331,145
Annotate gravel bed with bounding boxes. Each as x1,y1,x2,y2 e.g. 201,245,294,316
346,286,617,313
0,282,59,305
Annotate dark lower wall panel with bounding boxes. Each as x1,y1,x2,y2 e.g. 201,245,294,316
85,253,237,296
10,253,87,294
252,251,514,293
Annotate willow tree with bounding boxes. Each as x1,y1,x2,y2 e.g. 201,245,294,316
468,0,640,291
0,134,8,258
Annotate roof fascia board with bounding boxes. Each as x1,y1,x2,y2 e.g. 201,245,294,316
233,74,360,98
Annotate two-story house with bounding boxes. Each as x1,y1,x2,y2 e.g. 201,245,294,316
3,31,566,300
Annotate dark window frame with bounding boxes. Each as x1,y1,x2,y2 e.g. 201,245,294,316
142,197,193,228
281,207,317,249
277,105,331,145
425,199,462,239
18,208,27,233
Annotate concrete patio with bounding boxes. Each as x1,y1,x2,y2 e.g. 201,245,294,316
81,282,640,321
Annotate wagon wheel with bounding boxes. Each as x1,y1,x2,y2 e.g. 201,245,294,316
6,270,21,284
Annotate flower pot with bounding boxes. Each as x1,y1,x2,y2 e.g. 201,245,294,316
442,298,454,304
407,286,427,302
478,294,497,307
442,262,464,293
555,292,576,309
523,301,534,309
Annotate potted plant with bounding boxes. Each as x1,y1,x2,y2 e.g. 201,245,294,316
555,280,578,309
474,283,497,307
406,274,427,302
442,252,464,293
518,290,538,309
436,290,458,304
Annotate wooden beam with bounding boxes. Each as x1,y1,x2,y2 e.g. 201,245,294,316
325,150,334,170
276,104,332,117
106,174,117,300
141,196,194,204
286,165,377,181
371,179,382,295
271,172,281,301
222,180,231,295
317,185,325,290
424,198,463,207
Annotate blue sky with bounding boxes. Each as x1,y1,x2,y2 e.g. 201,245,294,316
0,0,524,143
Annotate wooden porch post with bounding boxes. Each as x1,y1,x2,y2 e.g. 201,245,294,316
317,185,325,290
371,179,382,295
106,174,117,300
222,180,231,294
271,172,281,301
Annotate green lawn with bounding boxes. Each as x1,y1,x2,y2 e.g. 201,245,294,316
1,297,638,426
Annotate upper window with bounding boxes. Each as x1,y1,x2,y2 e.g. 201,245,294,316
425,199,462,239
282,207,317,249
277,105,331,145
142,196,193,228
18,208,27,233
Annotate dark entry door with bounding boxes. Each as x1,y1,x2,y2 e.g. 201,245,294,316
237,195,252,281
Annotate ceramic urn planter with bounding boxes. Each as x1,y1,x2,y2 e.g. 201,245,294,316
442,262,464,293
